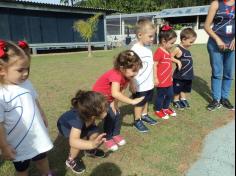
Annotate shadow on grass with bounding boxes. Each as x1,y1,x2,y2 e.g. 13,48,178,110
90,162,122,176
192,75,212,103
120,104,134,127
48,134,68,176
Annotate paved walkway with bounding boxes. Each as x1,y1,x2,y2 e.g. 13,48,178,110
187,120,235,176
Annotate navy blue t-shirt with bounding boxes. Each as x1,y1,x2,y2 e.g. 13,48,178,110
212,1,235,45
57,109,86,138
173,45,194,80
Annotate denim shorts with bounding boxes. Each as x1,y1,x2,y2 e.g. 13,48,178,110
173,79,192,94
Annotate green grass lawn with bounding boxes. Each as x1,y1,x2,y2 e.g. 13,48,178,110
0,45,235,176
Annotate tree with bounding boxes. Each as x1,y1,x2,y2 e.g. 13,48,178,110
73,14,101,57
60,0,78,6
77,0,212,13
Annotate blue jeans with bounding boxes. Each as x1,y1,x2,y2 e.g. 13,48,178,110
207,38,235,101
104,106,121,140
155,86,174,111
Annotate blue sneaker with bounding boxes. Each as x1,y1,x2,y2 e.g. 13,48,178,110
180,100,190,108
173,101,184,110
134,119,149,133
141,115,158,126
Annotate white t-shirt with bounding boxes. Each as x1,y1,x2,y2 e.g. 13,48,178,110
0,80,53,162
132,43,154,92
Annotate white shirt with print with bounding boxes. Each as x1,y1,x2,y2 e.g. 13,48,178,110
0,80,53,162
132,43,154,92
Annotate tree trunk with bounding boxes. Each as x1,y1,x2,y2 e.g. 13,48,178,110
88,39,92,57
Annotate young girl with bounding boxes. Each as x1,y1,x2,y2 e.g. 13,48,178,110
57,90,108,174
204,0,235,111
153,25,181,119
0,40,53,176
93,50,144,151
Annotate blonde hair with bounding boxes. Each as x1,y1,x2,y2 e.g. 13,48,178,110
0,40,30,84
135,18,156,35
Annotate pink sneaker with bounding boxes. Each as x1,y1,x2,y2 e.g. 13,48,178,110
112,135,126,146
163,108,177,117
104,139,118,152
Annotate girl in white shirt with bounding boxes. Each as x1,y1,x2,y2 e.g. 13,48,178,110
0,40,54,176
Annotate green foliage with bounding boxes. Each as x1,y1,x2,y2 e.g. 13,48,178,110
173,24,184,30
63,0,212,13
73,13,101,57
73,13,101,41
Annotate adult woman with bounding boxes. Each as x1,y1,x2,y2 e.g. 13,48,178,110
204,0,235,111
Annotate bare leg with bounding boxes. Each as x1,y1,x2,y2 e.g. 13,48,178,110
16,171,28,176
142,103,148,116
180,92,186,100
134,106,144,121
34,157,51,176
173,94,180,101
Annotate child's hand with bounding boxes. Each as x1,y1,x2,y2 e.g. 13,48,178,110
131,96,144,105
176,60,182,71
92,133,106,149
1,145,16,160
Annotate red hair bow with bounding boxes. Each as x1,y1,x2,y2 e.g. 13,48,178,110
162,25,173,31
0,40,6,58
18,41,29,49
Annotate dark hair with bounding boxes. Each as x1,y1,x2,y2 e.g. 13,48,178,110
180,28,197,41
135,18,156,35
0,40,31,84
158,27,177,44
71,90,108,122
114,50,142,72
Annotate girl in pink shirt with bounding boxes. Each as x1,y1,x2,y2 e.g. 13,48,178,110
93,50,144,151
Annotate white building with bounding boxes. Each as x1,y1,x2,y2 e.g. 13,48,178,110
106,5,210,47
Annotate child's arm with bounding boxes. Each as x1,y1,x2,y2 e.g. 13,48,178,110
153,61,159,86
36,99,48,127
0,123,16,160
69,127,106,150
171,47,182,59
171,47,182,71
111,82,144,105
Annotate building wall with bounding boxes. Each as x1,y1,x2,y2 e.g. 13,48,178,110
0,7,105,44
107,29,209,47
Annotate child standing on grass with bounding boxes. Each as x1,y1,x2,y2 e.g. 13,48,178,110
171,28,197,110
153,26,182,120
131,19,158,133
0,40,53,176
93,50,144,151
57,90,108,174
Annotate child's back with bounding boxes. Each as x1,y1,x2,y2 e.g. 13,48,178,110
0,80,53,161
